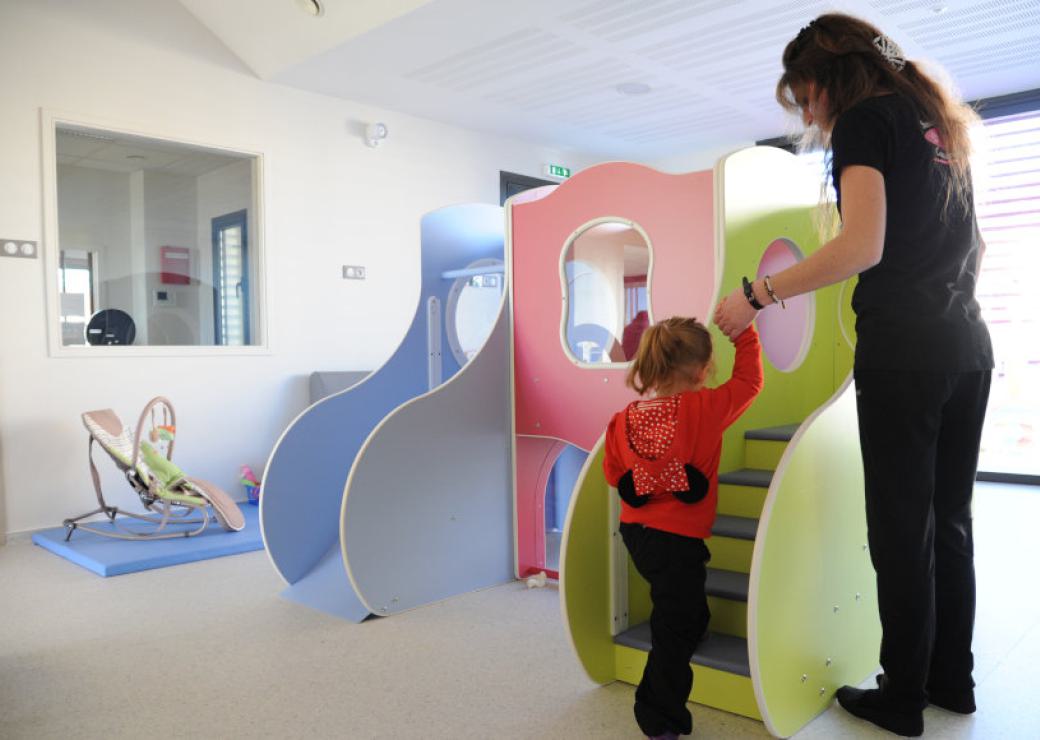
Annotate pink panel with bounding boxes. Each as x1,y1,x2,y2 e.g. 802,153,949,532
515,436,566,576
756,238,813,372
511,163,716,576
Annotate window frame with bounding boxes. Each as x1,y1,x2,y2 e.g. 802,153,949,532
41,109,270,358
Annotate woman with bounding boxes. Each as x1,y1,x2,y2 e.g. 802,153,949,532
713,13,993,738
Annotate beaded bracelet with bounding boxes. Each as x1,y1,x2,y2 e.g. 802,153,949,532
742,276,764,310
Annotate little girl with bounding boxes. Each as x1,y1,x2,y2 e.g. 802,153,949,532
603,317,763,739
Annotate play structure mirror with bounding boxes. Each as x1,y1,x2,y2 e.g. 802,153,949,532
543,443,588,573
562,220,651,366
446,258,505,366
52,123,260,347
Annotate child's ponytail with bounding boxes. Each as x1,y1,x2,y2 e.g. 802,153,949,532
626,317,713,396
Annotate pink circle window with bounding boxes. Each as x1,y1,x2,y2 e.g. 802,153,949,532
756,238,814,372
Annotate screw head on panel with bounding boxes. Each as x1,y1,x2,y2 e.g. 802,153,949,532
819,687,826,696
801,674,808,683
826,658,832,667
856,592,861,601
833,605,840,613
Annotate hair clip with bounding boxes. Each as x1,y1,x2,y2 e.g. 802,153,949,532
873,33,906,71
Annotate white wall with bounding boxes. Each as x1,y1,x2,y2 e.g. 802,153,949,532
0,0,597,535
56,165,133,314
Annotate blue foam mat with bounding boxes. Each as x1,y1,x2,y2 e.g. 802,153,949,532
32,504,264,576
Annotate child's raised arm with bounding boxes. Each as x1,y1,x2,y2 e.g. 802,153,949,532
706,325,764,430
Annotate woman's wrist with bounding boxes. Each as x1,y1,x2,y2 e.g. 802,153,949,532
750,279,772,308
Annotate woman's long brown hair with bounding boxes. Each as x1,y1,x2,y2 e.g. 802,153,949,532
776,12,978,215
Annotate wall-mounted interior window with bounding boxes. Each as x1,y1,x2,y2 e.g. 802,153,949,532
561,220,652,366
47,120,262,351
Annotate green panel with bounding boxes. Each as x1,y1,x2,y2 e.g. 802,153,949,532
713,148,853,479
560,444,616,684
627,554,652,627
707,596,747,638
751,382,881,737
615,645,761,720
708,536,753,573
717,483,768,519
744,439,786,471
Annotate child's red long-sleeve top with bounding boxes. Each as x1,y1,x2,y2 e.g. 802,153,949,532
603,326,763,539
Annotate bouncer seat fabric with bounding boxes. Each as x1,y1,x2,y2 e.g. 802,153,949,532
66,396,245,541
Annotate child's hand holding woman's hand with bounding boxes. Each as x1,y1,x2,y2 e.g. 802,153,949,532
713,286,758,340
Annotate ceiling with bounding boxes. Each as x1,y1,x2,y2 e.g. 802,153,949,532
178,0,1040,162
57,127,249,177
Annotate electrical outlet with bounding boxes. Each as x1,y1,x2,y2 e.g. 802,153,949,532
342,265,366,280
1,239,38,259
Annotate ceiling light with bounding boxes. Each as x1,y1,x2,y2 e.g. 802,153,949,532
616,82,652,96
296,0,324,17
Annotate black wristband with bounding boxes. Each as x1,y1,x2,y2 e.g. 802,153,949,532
742,276,764,310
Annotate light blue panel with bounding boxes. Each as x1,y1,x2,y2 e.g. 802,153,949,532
32,505,262,577
262,203,504,604
343,303,512,615
281,543,370,622
550,446,589,530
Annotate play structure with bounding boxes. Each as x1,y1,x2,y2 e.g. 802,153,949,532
260,203,513,621
257,150,875,736
64,396,245,540
507,151,878,737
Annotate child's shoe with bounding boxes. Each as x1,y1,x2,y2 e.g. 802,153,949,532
835,684,923,737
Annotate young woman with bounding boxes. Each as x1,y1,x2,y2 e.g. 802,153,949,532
713,13,992,738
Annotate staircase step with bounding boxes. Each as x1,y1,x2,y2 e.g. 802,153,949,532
706,568,749,602
615,623,751,677
712,514,758,541
744,424,799,441
719,468,774,488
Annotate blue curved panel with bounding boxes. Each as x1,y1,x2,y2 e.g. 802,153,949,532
342,303,512,614
261,203,504,618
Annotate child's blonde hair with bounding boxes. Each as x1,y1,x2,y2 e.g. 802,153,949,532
625,317,713,396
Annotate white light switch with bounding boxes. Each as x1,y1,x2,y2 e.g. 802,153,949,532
343,265,366,280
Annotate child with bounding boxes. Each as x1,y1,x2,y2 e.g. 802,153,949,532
603,317,763,739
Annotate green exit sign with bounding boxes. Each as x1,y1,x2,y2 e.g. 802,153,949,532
544,164,571,179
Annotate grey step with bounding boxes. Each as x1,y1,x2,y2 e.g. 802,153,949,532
718,468,774,488
744,423,799,442
705,568,749,602
615,623,751,677
712,514,758,541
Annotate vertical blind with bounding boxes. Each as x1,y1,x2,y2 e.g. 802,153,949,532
974,110,1039,476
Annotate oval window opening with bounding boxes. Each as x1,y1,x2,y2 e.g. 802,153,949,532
756,238,814,372
562,220,652,367
446,258,504,367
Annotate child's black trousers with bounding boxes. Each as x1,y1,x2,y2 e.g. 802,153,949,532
620,522,711,737
855,368,991,711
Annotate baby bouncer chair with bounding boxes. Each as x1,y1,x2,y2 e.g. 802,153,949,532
65,396,245,541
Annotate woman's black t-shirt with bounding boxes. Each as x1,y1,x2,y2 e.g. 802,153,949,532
830,93,993,372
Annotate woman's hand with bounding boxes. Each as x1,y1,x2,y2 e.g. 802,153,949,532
713,286,758,340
